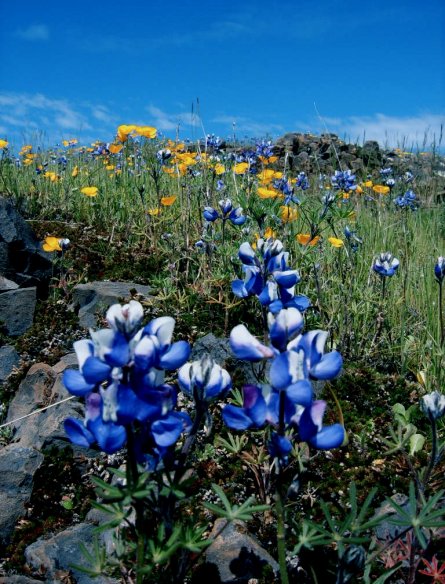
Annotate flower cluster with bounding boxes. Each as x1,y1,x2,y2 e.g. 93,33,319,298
203,198,246,226
373,252,400,277
231,237,310,312
63,301,192,459
222,307,344,461
331,170,357,193
393,190,417,210
435,257,445,283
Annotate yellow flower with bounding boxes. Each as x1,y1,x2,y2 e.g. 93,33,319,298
372,185,390,195
147,208,160,216
263,227,276,239
328,237,344,248
258,169,276,182
280,206,298,223
363,180,373,188
23,158,33,166
0,139,8,149
81,186,98,197
214,163,225,175
117,124,137,142
355,186,363,194
162,166,175,175
234,162,248,174
72,166,79,177
296,233,320,246
106,164,115,171
42,236,63,252
109,143,123,154
161,196,177,206
257,187,281,199
134,126,157,139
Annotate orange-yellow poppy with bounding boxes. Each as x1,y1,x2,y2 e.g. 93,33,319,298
43,236,63,252
81,186,98,197
257,187,281,199
296,234,320,246
134,126,157,139
0,139,8,149
363,180,373,188
161,196,177,206
214,163,225,175
147,208,160,216
280,206,298,222
72,166,79,177
373,185,390,195
328,237,344,248
234,162,248,174
109,143,123,154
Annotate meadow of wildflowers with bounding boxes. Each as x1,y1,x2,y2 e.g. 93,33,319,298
0,126,444,583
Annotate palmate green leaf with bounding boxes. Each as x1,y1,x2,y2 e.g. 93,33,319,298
69,538,107,577
371,563,404,584
203,483,269,522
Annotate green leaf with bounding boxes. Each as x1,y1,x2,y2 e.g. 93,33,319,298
409,433,425,456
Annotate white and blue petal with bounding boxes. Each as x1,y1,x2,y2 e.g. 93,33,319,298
230,325,275,361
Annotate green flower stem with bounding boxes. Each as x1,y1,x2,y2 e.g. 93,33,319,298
275,389,289,584
439,280,444,346
126,426,145,584
422,415,438,491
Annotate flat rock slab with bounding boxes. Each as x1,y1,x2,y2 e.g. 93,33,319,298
0,287,37,336
205,519,279,583
72,281,151,328
0,345,20,382
5,361,84,450
25,522,119,584
0,444,44,547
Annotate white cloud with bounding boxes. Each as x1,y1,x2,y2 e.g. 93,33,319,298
0,92,94,145
15,24,49,41
316,113,445,149
146,105,202,132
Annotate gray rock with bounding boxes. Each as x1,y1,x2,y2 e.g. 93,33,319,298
190,333,232,364
0,287,37,336
0,444,44,546
205,518,279,583
0,196,54,297
6,361,84,450
25,522,119,584
72,281,151,328
0,577,43,583
0,276,18,292
0,345,20,382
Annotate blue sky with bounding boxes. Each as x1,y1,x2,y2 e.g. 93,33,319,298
1,0,444,150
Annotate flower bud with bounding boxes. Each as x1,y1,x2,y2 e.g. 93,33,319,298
420,391,445,420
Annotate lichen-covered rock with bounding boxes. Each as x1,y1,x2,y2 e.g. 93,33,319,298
0,287,37,336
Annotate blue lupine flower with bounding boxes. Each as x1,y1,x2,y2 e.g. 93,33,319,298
386,178,396,188
223,310,344,460
435,257,445,282
296,172,310,190
331,170,357,192
344,226,362,252
205,134,222,151
63,301,192,457
202,199,246,226
216,179,225,191
373,253,400,277
404,171,414,183
178,355,231,402
393,190,417,210
156,149,171,163
256,140,274,158
380,167,392,176
232,238,310,312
